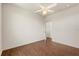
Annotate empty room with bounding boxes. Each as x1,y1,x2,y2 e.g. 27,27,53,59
0,3,79,56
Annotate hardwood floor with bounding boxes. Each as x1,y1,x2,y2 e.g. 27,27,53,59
1,39,79,56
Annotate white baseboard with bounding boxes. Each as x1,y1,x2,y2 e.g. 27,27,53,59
0,50,2,56
53,40,79,48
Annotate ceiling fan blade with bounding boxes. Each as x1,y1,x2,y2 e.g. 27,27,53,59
34,9,41,13
39,4,45,9
48,10,54,12
47,3,57,9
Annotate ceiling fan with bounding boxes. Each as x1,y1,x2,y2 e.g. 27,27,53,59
35,3,57,16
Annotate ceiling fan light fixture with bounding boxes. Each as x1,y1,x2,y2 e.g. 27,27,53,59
42,10,48,16
35,3,57,16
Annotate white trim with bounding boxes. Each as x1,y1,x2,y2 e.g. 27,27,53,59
53,40,79,48
0,50,2,56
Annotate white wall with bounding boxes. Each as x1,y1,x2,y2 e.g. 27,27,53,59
2,4,45,50
0,3,2,55
46,5,79,48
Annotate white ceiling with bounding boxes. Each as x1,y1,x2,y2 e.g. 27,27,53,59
13,3,79,16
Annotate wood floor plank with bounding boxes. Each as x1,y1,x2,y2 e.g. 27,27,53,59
1,40,79,56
